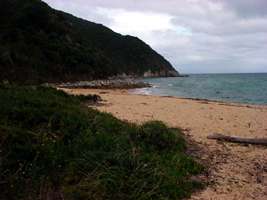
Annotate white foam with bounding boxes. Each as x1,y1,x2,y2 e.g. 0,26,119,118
130,88,152,95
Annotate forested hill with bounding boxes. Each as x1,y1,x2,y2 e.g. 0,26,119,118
0,0,179,84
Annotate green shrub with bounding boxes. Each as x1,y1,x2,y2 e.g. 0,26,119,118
0,86,203,200
138,121,185,152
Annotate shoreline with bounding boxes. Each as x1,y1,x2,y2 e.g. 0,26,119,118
60,86,267,108
61,87,267,200
128,88,267,109
130,88,267,107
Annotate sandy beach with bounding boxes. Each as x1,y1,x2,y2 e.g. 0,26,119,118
62,88,267,200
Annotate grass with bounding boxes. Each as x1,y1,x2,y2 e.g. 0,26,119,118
0,85,203,200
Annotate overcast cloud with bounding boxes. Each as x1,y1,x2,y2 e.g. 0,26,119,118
44,0,267,73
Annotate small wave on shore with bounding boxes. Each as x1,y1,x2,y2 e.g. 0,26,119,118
130,87,153,95
134,73,267,105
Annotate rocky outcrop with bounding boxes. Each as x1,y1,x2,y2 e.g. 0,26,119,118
143,69,180,78
57,79,151,89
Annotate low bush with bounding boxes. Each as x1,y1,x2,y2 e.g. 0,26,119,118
0,85,203,200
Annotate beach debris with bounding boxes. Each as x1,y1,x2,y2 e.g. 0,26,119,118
207,133,267,146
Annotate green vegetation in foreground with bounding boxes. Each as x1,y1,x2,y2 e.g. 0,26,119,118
0,85,203,200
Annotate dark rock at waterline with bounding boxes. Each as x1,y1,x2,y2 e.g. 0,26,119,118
179,74,190,77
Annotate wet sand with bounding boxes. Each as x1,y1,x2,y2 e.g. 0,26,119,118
62,88,267,200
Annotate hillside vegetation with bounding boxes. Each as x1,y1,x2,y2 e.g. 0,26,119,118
0,0,179,84
0,85,203,200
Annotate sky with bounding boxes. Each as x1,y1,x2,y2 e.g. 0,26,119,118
43,0,267,74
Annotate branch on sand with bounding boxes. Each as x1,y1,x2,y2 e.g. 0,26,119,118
207,133,267,146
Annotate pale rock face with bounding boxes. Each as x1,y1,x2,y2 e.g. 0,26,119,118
143,69,179,78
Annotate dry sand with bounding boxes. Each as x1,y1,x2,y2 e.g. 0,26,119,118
63,88,267,200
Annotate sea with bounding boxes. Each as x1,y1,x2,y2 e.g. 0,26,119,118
133,73,267,105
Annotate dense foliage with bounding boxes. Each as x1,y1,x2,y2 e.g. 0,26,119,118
0,0,177,84
0,85,203,200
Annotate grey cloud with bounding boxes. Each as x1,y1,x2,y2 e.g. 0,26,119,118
43,0,267,73
44,0,114,25
223,0,267,17
45,0,267,17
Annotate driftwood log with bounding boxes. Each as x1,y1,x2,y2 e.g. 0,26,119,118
207,133,267,146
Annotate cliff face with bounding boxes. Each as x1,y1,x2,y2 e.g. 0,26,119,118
0,0,179,83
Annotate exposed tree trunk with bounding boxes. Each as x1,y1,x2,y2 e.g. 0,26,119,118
207,133,267,146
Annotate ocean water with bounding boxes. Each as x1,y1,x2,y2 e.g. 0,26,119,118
133,73,267,105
